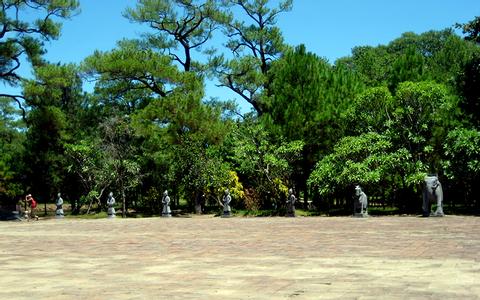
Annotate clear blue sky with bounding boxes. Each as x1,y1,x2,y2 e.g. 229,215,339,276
6,0,480,111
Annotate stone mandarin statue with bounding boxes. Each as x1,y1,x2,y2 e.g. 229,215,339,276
286,189,296,217
222,189,232,217
55,192,64,218
353,185,368,217
107,192,116,218
161,190,172,217
422,174,444,217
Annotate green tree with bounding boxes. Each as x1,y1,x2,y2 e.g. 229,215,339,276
214,0,292,114
22,63,84,211
64,138,110,214
457,53,480,127
442,127,480,210
0,96,25,202
228,117,303,210
100,116,141,218
264,44,364,205
0,0,79,115
455,16,480,44
343,86,394,135
338,30,479,91
309,81,457,213
83,40,185,99
124,0,225,72
84,7,231,214
336,45,392,87
389,46,427,91
391,81,455,170
308,132,424,212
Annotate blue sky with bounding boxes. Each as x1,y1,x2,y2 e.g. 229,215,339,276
5,0,480,111
46,0,478,64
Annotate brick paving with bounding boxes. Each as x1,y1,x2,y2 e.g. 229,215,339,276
0,216,479,299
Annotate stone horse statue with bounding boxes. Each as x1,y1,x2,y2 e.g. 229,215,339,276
422,174,444,217
353,185,368,217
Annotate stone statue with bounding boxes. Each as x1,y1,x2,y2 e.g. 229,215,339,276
55,193,64,219
107,192,116,218
286,189,296,217
422,174,444,217
161,190,172,217
222,189,232,217
353,185,368,217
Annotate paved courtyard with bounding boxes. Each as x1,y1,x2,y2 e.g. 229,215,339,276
0,216,479,299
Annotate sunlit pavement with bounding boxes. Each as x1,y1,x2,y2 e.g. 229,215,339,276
1,216,479,299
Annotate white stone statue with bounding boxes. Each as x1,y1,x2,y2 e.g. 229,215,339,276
222,189,232,217
353,185,368,217
107,192,116,218
162,190,172,217
55,192,64,218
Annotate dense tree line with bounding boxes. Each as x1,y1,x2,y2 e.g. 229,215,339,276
1,0,479,216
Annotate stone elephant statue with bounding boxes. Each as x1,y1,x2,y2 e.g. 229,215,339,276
422,175,444,217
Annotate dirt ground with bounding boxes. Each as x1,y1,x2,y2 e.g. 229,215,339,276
0,215,479,299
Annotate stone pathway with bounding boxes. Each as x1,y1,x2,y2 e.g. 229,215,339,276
0,216,479,299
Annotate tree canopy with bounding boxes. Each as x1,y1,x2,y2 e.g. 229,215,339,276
1,4,479,216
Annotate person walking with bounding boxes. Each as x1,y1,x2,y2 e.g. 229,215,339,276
25,194,39,221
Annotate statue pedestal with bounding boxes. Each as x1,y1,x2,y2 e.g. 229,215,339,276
161,213,172,218
221,211,231,218
55,208,64,219
107,207,115,218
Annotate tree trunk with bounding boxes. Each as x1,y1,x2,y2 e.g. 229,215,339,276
122,186,126,218
194,191,202,215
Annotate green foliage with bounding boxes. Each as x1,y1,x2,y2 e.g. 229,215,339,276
390,46,427,90
2,1,480,215
0,97,25,199
457,53,480,127
336,45,392,87
455,16,480,44
340,29,480,91
83,40,184,98
0,0,79,88
214,0,292,114
124,0,225,72
266,44,364,147
442,127,480,207
343,86,394,135
391,81,454,170
21,64,84,203
308,132,424,198
443,127,480,178
229,118,303,208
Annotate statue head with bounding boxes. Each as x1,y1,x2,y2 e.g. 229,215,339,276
163,190,168,196
424,174,440,190
355,185,362,196
57,192,61,198
288,188,293,195
225,189,229,195
109,192,113,198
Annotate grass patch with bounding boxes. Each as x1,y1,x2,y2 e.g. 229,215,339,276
368,206,400,215
66,212,108,219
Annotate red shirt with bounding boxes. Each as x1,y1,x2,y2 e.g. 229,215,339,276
30,198,37,209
